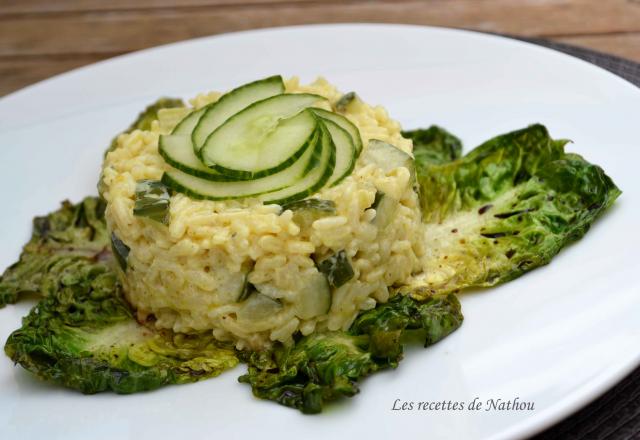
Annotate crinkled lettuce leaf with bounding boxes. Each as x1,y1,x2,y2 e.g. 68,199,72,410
104,97,184,156
239,332,377,414
4,253,238,394
100,98,184,196
402,125,463,165
239,293,462,414
409,124,621,295
350,293,463,365
0,197,110,307
3,199,238,394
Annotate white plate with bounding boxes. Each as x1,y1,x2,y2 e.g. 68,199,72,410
0,24,638,440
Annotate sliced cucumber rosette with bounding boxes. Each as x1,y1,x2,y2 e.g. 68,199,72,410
199,94,326,179
171,106,207,136
260,123,336,205
320,119,356,187
191,75,285,150
161,129,322,201
310,107,363,156
159,134,240,182
156,76,363,205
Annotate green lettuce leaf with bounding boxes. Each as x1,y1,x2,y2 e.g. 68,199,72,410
0,197,110,307
4,251,238,394
402,125,463,166
239,293,463,413
99,98,184,196
104,97,184,156
3,198,238,393
350,293,463,366
239,332,377,414
409,124,621,295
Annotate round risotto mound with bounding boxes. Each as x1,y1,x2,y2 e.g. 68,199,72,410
100,77,424,350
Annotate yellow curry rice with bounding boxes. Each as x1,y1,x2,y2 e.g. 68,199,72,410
100,77,424,350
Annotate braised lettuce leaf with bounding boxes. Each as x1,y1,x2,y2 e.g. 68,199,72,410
350,293,463,365
3,198,238,394
239,293,463,413
4,250,238,394
409,124,621,295
104,97,184,156
402,125,463,166
239,332,377,414
0,197,110,307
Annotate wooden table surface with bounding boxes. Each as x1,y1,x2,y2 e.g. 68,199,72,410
1,0,639,97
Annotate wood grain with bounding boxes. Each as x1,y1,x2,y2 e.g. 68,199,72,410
0,0,323,15
556,33,640,62
1,0,638,96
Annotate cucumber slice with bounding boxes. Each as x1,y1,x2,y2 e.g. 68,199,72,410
259,123,336,205
321,119,356,187
200,94,325,178
310,108,363,155
192,75,285,150
159,134,241,181
171,107,207,136
161,129,320,200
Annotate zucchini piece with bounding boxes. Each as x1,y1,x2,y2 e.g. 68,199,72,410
364,139,415,181
281,199,337,229
334,92,356,112
282,198,336,212
321,119,357,186
371,190,384,210
159,134,242,181
192,75,285,151
236,293,282,322
236,280,253,303
295,272,331,319
234,267,254,303
259,123,336,205
200,94,325,179
110,232,129,271
310,107,363,155
133,180,171,224
161,129,321,201
370,191,399,229
317,250,355,288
